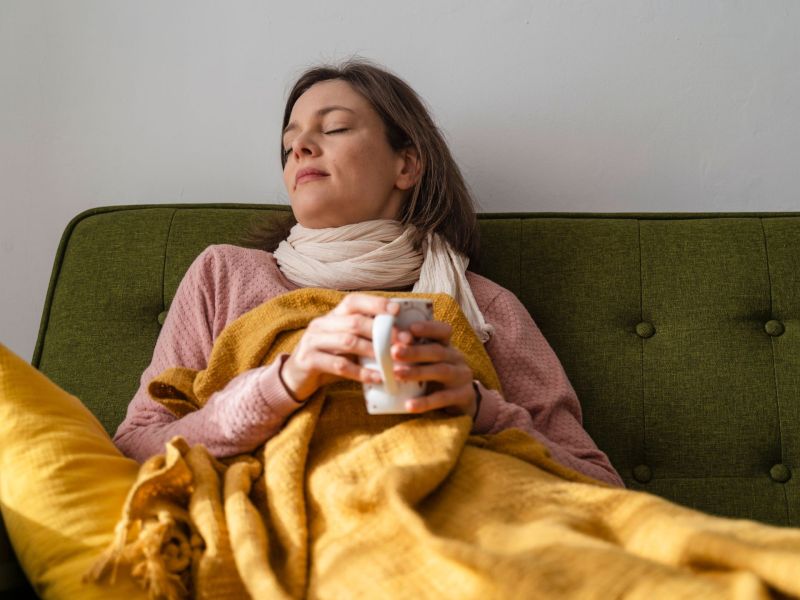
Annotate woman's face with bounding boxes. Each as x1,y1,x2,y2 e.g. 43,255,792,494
282,79,418,228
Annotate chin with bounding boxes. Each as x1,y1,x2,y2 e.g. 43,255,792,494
290,198,339,229
293,209,351,229
291,198,385,229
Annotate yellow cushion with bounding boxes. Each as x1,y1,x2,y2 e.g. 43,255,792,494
0,344,145,598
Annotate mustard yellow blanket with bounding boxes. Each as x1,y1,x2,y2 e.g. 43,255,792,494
88,288,800,599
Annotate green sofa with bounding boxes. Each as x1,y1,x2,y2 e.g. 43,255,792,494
2,204,799,594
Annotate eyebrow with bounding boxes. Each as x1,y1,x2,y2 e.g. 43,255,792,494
282,105,356,138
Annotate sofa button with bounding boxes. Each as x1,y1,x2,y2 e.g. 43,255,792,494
765,320,785,337
770,464,791,483
635,322,655,339
633,464,652,483
157,310,168,326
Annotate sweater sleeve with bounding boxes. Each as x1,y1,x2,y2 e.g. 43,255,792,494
113,247,302,463
471,288,625,488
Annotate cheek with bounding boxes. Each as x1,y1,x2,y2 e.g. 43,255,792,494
342,144,394,184
344,144,372,165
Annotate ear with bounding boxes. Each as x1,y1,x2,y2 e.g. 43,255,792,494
395,146,422,191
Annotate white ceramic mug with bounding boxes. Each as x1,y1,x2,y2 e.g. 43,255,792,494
360,298,434,415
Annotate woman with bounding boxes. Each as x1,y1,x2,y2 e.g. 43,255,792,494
113,59,623,488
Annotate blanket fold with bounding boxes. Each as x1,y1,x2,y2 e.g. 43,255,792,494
88,288,800,599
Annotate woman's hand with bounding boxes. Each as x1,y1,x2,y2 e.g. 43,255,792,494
391,321,478,418
280,293,399,402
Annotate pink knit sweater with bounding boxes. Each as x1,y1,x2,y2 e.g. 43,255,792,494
113,244,624,487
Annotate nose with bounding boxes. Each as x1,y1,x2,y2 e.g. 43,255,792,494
288,130,320,161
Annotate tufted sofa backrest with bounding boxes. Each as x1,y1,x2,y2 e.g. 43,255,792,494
34,204,800,527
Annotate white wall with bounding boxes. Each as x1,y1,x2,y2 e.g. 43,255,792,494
2,1,799,361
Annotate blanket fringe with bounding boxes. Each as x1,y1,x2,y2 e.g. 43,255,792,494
85,439,201,599
85,508,200,600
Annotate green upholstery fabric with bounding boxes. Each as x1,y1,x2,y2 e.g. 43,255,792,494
4,204,799,593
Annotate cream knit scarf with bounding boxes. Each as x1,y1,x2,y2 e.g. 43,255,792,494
273,220,494,343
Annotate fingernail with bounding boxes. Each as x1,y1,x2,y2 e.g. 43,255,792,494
405,400,418,411
399,331,413,344
387,301,399,314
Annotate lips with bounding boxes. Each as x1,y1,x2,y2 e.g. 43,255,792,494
295,167,329,186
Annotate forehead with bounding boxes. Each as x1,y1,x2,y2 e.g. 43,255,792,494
289,79,373,122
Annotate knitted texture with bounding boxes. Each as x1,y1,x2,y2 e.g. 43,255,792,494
149,288,500,413
88,289,800,599
113,244,623,487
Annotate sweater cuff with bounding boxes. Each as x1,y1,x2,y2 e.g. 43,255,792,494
254,354,306,420
471,381,501,433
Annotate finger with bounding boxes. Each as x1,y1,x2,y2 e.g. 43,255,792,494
309,313,375,340
313,351,383,384
407,320,452,345
307,331,375,358
393,362,471,386
332,293,400,317
404,386,472,414
392,342,458,365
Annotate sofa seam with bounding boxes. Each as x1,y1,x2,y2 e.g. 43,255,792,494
638,220,647,470
759,218,789,522
161,209,179,311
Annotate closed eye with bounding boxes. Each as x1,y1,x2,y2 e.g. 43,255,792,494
282,128,349,160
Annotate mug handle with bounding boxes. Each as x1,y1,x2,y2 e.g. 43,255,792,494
372,314,398,394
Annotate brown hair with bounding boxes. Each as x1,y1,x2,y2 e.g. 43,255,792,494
246,58,480,262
